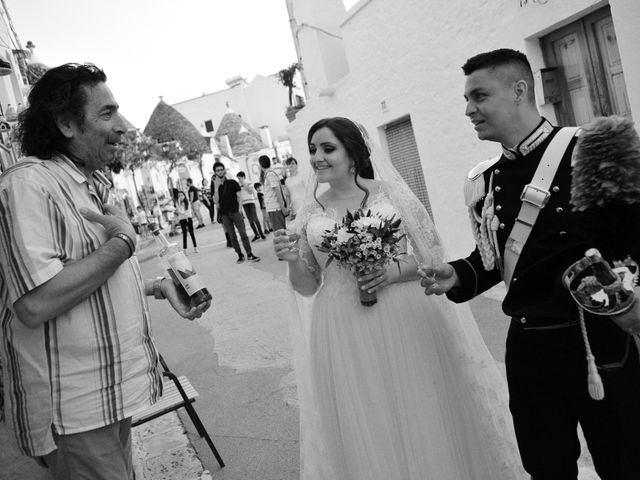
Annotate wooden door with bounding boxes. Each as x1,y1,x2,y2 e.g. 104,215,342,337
590,14,632,118
541,6,631,125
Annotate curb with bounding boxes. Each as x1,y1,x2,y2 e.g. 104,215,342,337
132,413,211,480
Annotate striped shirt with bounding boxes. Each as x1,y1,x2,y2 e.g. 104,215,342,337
263,169,281,212
0,155,162,456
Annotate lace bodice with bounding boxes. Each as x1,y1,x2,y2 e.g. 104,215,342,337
305,191,395,266
296,191,404,292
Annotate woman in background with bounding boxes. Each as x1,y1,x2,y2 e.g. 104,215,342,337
176,190,198,254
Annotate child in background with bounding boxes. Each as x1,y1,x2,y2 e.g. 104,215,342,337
136,205,149,239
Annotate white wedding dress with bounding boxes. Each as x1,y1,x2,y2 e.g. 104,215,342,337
293,187,525,480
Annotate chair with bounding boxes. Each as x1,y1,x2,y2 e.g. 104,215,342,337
132,354,225,468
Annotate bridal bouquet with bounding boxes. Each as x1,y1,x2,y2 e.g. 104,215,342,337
319,206,404,306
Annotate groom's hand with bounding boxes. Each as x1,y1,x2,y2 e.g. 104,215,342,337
611,287,640,335
419,262,459,295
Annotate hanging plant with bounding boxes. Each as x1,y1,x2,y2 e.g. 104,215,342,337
277,62,300,107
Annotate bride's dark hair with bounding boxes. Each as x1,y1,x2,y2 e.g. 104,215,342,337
307,117,375,209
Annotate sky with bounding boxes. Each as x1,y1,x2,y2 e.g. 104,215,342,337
7,0,356,130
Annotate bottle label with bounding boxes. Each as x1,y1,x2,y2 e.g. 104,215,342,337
167,252,205,296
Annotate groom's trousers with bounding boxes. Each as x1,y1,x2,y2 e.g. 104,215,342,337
506,318,640,480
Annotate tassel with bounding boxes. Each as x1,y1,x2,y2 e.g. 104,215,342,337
578,308,605,400
586,354,605,401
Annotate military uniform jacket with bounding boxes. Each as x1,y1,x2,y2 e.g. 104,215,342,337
447,119,631,365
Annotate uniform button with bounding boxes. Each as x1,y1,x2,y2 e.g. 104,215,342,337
499,223,505,229
512,277,517,283
496,205,502,211
556,207,563,213
520,317,527,325
559,231,567,236
494,169,500,175
495,186,501,192
552,186,560,192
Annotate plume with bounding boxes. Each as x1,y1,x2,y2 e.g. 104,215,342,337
571,115,640,211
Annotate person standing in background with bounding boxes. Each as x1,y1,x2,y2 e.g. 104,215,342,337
284,157,306,220
259,155,288,231
176,190,198,254
136,205,149,239
255,182,271,234
201,178,214,225
212,162,260,263
187,178,205,229
237,171,265,241
151,200,164,230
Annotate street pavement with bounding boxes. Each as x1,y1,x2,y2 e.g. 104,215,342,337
1,220,598,479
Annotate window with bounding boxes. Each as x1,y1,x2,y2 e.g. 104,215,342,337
541,6,631,125
384,116,434,219
204,120,214,133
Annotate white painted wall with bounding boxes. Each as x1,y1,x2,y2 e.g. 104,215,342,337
288,0,349,97
172,74,302,143
287,0,640,258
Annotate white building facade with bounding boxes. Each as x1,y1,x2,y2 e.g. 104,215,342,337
286,0,640,257
172,74,304,145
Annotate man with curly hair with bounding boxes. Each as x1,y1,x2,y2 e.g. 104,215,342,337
0,63,210,479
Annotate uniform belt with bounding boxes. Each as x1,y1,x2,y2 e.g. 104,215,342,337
511,317,580,331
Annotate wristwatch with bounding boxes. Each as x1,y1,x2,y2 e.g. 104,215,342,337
153,276,166,299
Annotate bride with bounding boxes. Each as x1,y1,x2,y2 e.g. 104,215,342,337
273,117,524,479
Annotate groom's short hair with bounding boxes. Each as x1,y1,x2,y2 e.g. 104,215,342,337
462,48,535,104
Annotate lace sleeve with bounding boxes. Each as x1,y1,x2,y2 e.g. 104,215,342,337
298,224,322,283
382,181,444,265
294,203,322,284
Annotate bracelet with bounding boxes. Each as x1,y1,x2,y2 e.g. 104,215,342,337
113,232,135,258
153,276,166,299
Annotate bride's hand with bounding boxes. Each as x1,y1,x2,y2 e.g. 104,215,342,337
273,229,301,262
357,266,397,294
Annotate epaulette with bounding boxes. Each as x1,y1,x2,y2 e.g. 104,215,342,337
464,155,501,208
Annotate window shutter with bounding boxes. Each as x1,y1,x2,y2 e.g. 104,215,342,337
384,117,434,219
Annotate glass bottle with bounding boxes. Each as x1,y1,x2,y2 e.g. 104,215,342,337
5,104,16,122
150,224,212,307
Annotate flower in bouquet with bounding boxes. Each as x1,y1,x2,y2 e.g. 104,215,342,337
318,207,405,305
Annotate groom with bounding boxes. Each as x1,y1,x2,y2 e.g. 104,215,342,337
421,48,640,479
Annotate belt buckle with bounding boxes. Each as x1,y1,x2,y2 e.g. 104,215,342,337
520,184,550,208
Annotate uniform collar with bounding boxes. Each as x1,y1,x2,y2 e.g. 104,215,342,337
501,118,554,160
